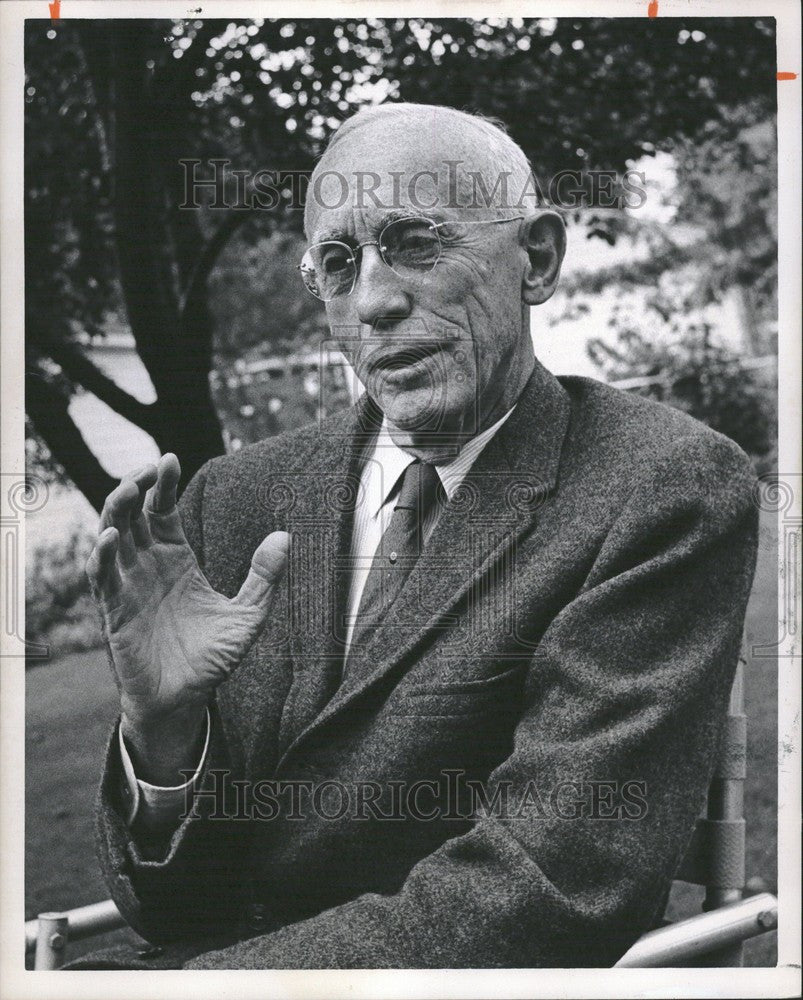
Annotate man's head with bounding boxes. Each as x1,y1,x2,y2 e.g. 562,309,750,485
303,103,566,446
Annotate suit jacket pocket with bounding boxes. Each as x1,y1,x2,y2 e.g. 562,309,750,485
395,665,524,718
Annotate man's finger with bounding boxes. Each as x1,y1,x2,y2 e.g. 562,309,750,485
130,465,158,548
130,464,158,516
87,527,123,603
146,453,182,514
145,454,191,545
104,480,140,567
100,465,146,531
233,531,291,609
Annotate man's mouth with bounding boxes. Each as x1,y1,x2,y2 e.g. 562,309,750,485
367,343,444,378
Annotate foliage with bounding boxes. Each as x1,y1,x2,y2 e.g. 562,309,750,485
670,109,778,355
565,108,777,318
26,528,102,656
588,324,775,467
25,420,70,489
210,359,352,452
580,104,777,468
208,228,327,359
174,17,777,186
24,17,777,508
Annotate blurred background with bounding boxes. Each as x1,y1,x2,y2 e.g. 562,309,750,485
24,17,778,964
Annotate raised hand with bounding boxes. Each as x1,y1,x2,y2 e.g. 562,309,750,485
87,453,290,783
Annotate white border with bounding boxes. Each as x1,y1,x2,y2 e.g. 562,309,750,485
1,1,800,998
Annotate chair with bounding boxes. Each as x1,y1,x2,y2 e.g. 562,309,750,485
26,650,777,969
615,649,778,966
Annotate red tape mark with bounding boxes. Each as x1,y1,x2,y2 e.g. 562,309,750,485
777,72,798,81
647,1,658,17
49,0,60,21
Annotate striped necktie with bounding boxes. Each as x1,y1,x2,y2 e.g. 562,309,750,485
344,459,440,676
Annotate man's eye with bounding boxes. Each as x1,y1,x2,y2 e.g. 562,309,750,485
398,232,437,252
386,223,440,264
321,248,352,273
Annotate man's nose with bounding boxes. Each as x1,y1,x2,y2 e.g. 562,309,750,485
353,246,413,329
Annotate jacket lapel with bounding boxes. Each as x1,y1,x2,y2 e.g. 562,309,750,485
274,395,382,750
276,361,572,769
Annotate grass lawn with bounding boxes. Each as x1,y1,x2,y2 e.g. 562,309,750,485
25,646,147,964
25,510,779,967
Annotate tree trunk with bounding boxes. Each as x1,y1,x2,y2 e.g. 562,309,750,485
111,22,224,487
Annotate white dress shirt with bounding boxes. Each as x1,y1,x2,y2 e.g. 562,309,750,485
120,406,515,827
343,409,514,657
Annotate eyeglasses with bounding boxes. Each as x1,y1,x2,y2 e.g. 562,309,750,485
298,215,525,302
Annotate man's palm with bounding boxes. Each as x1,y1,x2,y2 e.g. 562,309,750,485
88,455,290,726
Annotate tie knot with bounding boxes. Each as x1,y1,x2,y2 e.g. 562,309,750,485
394,460,439,514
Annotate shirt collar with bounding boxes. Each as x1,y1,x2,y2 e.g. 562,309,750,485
364,407,516,519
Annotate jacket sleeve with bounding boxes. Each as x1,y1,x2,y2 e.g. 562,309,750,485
185,432,760,969
94,459,252,943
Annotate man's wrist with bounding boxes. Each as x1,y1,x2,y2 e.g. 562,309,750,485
120,704,208,787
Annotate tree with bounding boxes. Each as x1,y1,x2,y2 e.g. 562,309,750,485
26,21,229,509
24,17,776,508
581,104,778,468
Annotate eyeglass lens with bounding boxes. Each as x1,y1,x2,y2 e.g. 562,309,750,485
299,218,443,301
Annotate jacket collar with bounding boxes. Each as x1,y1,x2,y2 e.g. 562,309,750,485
363,405,517,518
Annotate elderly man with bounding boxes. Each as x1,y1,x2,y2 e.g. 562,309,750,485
83,103,758,969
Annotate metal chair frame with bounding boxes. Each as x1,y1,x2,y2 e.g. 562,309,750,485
616,650,778,967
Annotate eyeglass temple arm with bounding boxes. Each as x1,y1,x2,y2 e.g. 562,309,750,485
431,216,526,229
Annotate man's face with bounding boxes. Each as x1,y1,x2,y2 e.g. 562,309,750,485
305,123,533,439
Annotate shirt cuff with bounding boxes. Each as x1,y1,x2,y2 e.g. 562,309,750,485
117,708,211,828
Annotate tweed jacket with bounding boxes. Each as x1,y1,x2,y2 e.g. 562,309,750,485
92,361,759,969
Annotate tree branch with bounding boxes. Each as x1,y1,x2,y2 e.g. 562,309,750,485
25,369,116,512
179,210,257,321
30,322,160,435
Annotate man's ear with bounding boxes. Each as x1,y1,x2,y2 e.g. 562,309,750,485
521,210,566,305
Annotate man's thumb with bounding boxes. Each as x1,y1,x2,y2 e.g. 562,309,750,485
234,531,291,608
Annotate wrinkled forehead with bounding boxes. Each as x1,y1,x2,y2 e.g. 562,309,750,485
304,116,508,240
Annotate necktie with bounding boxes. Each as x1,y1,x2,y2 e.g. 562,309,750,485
344,460,440,676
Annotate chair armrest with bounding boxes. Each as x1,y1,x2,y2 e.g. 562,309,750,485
26,899,127,963
615,893,778,967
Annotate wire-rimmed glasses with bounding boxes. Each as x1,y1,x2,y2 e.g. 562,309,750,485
298,215,525,302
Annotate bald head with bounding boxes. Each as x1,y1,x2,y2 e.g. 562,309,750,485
304,103,536,237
